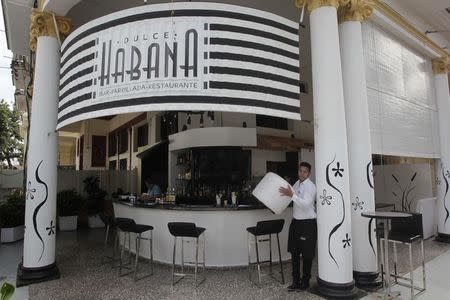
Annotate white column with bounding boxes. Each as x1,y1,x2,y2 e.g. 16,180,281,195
339,20,380,286
434,58,450,242
21,36,60,274
309,5,356,297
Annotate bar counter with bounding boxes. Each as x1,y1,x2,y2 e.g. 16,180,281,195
113,200,293,267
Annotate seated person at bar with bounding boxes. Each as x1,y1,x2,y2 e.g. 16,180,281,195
142,177,161,199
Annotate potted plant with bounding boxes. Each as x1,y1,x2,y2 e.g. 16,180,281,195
0,190,25,243
0,282,15,300
83,176,107,228
57,189,84,231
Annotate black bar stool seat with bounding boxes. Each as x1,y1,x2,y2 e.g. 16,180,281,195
116,217,154,281
247,219,285,286
168,222,206,287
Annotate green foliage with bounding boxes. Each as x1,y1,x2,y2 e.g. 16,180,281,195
82,176,107,215
57,189,84,217
0,190,25,228
0,282,15,300
0,99,23,168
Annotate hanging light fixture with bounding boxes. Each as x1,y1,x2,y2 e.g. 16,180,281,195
187,113,191,125
210,111,215,121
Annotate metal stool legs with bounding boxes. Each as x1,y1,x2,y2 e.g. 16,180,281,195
102,224,121,266
380,238,426,299
247,232,284,286
171,234,206,287
119,231,153,281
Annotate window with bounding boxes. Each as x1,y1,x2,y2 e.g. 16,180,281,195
118,129,128,154
256,115,288,130
91,135,106,167
109,160,117,170
108,133,117,157
119,158,127,170
137,124,148,148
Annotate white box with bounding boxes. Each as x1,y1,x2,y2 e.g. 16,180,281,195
252,172,292,214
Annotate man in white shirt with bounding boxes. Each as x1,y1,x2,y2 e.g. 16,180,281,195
279,161,317,291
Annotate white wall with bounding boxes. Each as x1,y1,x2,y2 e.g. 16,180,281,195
373,163,433,212
362,21,440,158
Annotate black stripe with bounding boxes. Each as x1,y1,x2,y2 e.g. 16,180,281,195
210,37,298,60
209,81,299,100
58,93,93,113
209,52,298,73
61,9,297,56
209,23,298,47
60,53,95,80
61,40,96,68
58,95,299,124
60,80,93,102
209,66,298,87
60,66,94,91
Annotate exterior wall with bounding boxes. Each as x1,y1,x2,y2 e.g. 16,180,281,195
363,21,440,158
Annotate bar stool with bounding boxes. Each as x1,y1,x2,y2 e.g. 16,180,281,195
116,217,154,281
99,213,119,266
167,222,206,287
380,212,426,299
247,219,285,285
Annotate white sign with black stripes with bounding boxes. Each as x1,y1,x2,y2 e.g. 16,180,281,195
57,2,300,129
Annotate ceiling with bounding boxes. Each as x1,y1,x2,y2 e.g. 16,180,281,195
395,0,450,48
66,0,301,28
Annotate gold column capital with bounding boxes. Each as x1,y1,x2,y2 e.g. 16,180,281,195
337,0,374,23
295,0,339,14
432,56,450,75
29,9,71,52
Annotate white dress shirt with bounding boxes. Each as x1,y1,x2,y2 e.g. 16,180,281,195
291,178,317,220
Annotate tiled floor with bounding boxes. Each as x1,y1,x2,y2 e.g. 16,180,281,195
1,229,450,300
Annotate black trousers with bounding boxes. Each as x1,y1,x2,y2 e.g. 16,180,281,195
287,218,317,284
291,252,313,283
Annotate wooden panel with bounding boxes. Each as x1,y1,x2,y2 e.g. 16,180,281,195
256,134,313,151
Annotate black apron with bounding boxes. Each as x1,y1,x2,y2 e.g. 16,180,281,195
287,218,317,259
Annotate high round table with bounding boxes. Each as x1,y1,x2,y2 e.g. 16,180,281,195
361,211,412,297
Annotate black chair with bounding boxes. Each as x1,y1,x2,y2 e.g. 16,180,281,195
246,219,285,285
99,213,119,266
380,212,426,299
116,217,154,281
167,222,206,287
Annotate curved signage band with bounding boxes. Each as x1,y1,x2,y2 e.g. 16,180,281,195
57,2,300,130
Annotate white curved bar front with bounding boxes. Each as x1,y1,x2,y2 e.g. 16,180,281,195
113,202,293,267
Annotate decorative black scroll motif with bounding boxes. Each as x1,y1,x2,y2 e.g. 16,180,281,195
326,156,346,268
368,218,376,256
352,197,364,211
366,161,374,189
320,189,332,206
26,181,37,200
392,172,417,212
32,160,48,262
442,166,449,225
46,220,55,236
342,233,351,248
332,162,344,177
